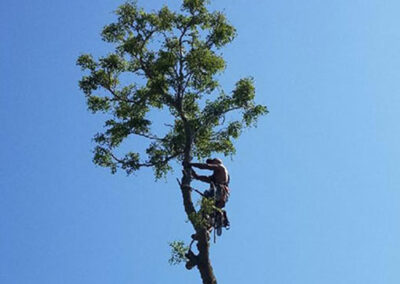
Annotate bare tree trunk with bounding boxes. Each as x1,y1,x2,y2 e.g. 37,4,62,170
179,126,217,284
195,229,217,284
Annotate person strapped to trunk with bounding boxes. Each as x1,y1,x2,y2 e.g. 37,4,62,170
190,158,230,229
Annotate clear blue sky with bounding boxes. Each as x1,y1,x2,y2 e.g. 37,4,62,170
2,0,400,283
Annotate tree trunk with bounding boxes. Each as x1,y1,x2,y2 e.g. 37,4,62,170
180,127,217,284
195,228,217,284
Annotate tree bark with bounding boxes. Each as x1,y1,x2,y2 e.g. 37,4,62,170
196,228,217,284
180,126,217,284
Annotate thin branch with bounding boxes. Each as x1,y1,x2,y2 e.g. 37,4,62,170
176,17,196,101
182,72,194,94
194,106,242,136
109,150,181,168
138,152,181,167
105,86,136,104
130,130,166,141
109,151,124,163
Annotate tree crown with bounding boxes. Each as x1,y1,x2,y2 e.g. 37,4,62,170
77,0,267,179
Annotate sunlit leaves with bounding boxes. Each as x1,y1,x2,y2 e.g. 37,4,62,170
99,54,126,71
78,75,98,96
120,152,141,174
78,0,267,179
182,0,209,14
87,96,110,113
207,12,236,48
146,143,173,179
158,6,175,30
185,47,225,93
232,77,255,106
101,23,126,43
115,1,139,28
76,54,97,71
243,104,268,127
93,146,117,174
168,241,188,265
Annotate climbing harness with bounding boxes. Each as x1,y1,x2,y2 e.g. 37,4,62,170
177,168,231,244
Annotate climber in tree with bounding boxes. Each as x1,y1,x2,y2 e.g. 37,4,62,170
190,158,230,229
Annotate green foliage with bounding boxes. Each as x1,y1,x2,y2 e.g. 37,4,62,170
168,241,189,265
190,197,218,229
77,0,267,178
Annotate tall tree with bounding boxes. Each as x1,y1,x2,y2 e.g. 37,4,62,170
77,0,267,283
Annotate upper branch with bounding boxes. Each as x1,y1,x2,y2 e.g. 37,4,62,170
131,131,166,141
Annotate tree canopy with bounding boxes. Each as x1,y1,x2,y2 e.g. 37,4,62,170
77,0,267,178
